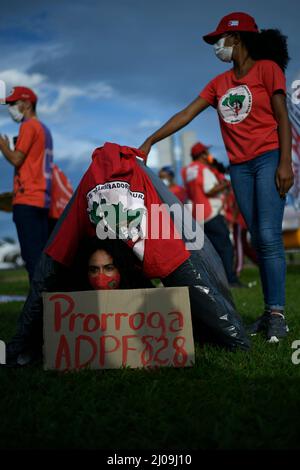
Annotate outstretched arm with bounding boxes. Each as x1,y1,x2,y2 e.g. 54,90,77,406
139,96,210,156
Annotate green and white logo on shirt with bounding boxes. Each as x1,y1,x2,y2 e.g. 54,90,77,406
218,85,252,124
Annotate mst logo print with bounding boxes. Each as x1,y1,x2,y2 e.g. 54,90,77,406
218,85,252,124
86,181,147,261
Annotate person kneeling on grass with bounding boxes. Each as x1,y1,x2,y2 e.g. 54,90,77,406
3,238,153,367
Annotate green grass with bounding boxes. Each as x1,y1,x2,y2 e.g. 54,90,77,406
0,266,300,450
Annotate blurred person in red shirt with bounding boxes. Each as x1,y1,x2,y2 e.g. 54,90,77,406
225,188,258,276
0,86,53,281
182,141,242,286
48,164,73,234
159,165,188,204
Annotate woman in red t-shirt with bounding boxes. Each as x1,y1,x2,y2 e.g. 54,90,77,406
139,12,294,343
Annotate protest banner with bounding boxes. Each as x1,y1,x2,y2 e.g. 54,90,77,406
43,287,194,370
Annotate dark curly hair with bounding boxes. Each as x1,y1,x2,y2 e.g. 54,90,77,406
67,236,153,290
238,29,290,71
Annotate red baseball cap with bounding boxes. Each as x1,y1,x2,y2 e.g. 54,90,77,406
5,86,38,105
191,142,210,158
203,12,259,44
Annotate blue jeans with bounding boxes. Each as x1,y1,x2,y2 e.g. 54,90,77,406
229,149,286,311
13,204,49,282
205,214,238,284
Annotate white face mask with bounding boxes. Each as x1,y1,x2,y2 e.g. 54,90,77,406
214,37,234,63
8,104,24,123
161,178,171,187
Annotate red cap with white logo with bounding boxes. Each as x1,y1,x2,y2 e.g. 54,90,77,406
191,142,210,158
203,12,259,44
5,86,38,104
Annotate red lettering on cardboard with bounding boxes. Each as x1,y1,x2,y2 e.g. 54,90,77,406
55,334,71,369
75,335,97,369
141,335,154,366
153,336,169,365
173,336,188,367
115,313,129,330
147,311,166,336
128,312,145,331
83,314,101,333
69,313,85,332
51,294,75,332
168,311,184,332
101,313,114,332
121,335,139,366
99,335,120,366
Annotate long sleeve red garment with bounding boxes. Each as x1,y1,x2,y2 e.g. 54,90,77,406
45,142,189,278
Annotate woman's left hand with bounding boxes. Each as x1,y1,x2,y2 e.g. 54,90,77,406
276,161,294,198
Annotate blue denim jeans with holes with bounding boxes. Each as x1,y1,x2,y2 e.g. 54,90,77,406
229,149,286,311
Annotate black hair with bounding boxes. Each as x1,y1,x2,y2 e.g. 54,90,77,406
68,236,153,290
210,159,226,174
238,29,290,71
191,150,209,161
160,166,175,178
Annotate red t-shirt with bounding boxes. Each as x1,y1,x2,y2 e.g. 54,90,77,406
182,161,222,222
49,164,73,220
169,184,187,204
200,60,286,164
14,118,53,208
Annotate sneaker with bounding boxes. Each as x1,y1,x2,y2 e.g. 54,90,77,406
266,313,289,343
2,345,42,368
246,311,270,336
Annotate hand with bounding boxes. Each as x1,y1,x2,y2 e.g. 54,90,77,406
223,180,231,191
217,180,230,194
139,139,152,157
0,134,10,151
276,161,294,198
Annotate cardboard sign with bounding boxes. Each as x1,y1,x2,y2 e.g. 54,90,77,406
43,287,194,371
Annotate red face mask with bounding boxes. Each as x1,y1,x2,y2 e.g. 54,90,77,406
89,272,121,290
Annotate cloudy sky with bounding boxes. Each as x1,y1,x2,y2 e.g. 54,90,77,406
0,0,299,239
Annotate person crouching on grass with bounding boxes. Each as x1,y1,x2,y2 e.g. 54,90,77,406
139,12,294,343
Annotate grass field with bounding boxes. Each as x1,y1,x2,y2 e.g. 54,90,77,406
0,265,300,450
